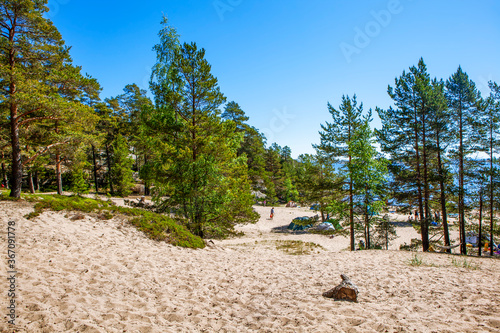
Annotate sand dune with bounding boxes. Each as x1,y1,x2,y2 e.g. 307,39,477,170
1,201,499,332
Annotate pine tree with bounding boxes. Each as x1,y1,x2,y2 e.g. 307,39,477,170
114,84,154,194
71,149,90,195
428,78,453,251
221,102,269,195
297,154,344,222
0,0,100,197
144,35,255,237
445,67,480,255
222,101,249,130
315,94,364,251
265,143,284,202
111,134,134,197
377,59,433,251
479,82,500,255
239,126,268,190
372,215,398,250
349,116,388,249
94,102,118,193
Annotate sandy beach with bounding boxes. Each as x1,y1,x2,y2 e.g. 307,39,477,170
1,201,499,332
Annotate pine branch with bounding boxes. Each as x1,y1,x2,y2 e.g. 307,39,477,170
23,140,70,166
18,116,60,127
16,107,43,121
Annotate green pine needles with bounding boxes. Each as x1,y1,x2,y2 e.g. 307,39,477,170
142,19,257,238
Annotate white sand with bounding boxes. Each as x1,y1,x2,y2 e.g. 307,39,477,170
1,201,499,332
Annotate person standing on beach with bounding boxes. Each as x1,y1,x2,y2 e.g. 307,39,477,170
270,207,274,220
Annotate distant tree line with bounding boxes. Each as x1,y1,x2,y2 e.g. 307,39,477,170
308,58,500,255
1,1,499,249
0,2,300,238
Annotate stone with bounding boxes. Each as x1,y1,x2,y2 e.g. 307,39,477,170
70,213,85,221
322,274,359,302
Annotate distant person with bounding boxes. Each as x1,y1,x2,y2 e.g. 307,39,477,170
415,210,419,219
270,207,274,220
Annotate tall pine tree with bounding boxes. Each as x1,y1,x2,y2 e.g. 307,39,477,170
445,67,479,255
349,115,388,249
315,94,364,251
377,59,433,251
0,0,100,197
144,25,255,237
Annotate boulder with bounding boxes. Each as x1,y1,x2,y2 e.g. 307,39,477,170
322,274,358,302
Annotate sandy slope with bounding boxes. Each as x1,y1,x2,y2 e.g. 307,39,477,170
0,201,499,332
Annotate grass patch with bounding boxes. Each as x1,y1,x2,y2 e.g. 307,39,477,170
408,253,424,266
18,194,204,249
0,193,21,201
451,257,480,270
275,240,324,255
406,253,440,267
128,211,205,248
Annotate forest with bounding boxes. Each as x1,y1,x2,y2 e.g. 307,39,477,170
1,1,500,255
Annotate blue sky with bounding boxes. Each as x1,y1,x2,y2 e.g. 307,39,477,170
46,0,500,158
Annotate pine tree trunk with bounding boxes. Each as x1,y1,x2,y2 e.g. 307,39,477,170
10,100,22,198
144,155,150,196
436,131,451,252
105,144,114,194
349,157,354,251
478,193,483,257
8,26,22,198
1,160,7,189
28,171,35,194
421,106,430,252
56,153,63,195
192,98,202,237
490,131,494,256
458,101,467,255
364,211,370,249
92,145,99,193
413,102,425,251
365,190,370,249
348,119,354,251
34,170,39,191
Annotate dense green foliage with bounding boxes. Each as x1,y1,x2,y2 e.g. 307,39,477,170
0,0,100,198
349,117,388,248
110,135,134,197
1,5,499,253
141,19,258,238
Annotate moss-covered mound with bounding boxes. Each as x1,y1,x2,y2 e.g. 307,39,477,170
1,194,204,249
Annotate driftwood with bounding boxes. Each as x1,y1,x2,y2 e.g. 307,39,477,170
433,243,461,250
322,274,358,302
